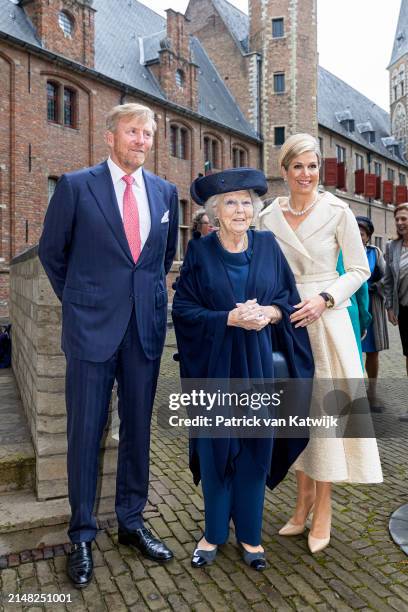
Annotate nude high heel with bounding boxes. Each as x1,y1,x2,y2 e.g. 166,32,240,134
308,533,330,554
308,509,331,554
278,504,314,536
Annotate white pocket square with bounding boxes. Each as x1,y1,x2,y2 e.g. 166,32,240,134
161,211,169,223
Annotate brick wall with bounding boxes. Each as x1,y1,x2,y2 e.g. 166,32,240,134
22,0,95,67
0,40,260,316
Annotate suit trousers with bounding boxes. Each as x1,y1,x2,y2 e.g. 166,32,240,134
65,311,161,543
197,438,267,546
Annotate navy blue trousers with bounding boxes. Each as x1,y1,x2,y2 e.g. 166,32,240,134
66,312,160,543
197,439,267,546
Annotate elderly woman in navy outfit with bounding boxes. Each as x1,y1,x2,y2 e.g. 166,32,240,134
172,169,314,571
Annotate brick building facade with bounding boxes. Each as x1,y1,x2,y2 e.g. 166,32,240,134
0,0,407,318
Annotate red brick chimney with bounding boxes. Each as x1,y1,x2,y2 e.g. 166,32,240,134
21,0,96,68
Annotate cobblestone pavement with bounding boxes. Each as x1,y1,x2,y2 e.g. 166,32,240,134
0,325,407,611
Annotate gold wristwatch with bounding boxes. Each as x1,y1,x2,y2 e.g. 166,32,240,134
319,292,335,309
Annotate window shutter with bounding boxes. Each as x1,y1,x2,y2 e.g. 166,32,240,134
336,162,346,189
354,169,365,194
365,174,377,198
396,185,408,204
382,180,394,204
324,158,338,186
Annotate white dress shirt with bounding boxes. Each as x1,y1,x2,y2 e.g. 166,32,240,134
107,157,151,250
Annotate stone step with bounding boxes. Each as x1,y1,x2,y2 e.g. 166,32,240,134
0,491,70,555
0,442,35,494
0,368,36,493
0,490,117,555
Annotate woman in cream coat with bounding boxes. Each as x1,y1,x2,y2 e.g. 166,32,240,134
259,133,382,554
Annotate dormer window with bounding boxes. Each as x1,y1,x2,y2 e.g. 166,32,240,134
357,121,375,143
335,110,354,133
58,11,74,37
175,69,185,88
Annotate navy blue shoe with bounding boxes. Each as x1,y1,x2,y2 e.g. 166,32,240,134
238,542,266,571
191,545,218,568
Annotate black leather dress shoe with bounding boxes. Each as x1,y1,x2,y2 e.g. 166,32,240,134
67,542,93,588
118,527,173,562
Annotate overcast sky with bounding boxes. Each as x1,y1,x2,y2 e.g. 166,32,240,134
146,0,402,112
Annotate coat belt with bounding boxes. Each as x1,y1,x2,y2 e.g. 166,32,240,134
294,272,339,284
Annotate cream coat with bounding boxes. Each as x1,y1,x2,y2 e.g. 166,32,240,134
259,192,383,483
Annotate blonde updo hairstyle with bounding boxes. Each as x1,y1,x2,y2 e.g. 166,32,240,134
279,133,322,173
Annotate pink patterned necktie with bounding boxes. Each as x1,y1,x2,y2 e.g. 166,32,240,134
122,175,141,262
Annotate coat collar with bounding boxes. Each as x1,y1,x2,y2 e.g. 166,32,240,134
259,193,338,260
87,161,133,262
392,239,403,276
87,161,164,265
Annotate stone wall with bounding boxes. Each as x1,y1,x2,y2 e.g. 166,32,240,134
9,246,118,512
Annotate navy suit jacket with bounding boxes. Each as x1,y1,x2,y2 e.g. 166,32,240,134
39,160,179,362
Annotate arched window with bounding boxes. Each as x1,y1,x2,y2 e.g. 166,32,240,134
176,69,185,88
46,81,78,128
47,82,59,122
58,11,74,37
170,125,189,159
232,145,247,168
203,135,221,170
63,88,76,127
177,199,190,261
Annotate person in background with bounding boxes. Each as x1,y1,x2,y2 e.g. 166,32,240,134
192,211,213,239
336,251,372,369
384,203,408,420
355,217,389,412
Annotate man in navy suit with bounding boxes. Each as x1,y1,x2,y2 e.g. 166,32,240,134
39,103,178,587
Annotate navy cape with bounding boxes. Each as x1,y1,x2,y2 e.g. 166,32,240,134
172,230,314,489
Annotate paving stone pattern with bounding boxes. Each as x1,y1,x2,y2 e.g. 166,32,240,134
0,324,407,610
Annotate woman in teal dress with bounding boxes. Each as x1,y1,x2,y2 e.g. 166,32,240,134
336,252,371,369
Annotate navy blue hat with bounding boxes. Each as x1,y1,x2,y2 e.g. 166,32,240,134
190,168,268,205
356,216,374,236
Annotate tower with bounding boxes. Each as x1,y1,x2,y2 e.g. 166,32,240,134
249,0,318,190
21,0,95,67
389,0,408,159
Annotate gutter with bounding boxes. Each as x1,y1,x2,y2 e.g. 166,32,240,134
0,31,262,144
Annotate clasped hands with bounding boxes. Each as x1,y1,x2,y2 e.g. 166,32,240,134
227,299,282,331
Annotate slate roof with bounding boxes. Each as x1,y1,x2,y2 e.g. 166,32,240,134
389,0,408,67
191,36,256,136
93,0,165,100
0,0,258,139
318,66,408,166
0,0,39,46
212,0,249,53
208,0,407,164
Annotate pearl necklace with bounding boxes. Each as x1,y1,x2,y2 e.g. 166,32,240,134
217,231,248,253
287,193,319,217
